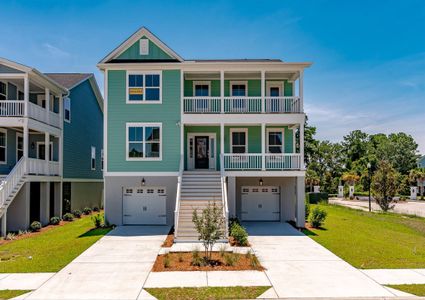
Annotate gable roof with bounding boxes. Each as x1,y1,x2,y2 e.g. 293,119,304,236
99,27,184,64
45,73,104,112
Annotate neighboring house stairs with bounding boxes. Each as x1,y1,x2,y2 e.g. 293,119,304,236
175,171,228,242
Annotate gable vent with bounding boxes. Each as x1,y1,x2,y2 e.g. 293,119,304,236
139,39,149,55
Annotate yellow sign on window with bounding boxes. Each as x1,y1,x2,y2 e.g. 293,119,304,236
129,87,143,95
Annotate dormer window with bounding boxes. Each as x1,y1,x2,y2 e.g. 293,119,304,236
139,39,149,55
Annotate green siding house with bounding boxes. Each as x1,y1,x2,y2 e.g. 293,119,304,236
99,27,311,241
0,58,103,234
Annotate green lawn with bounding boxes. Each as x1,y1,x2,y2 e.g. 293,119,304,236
145,287,270,300
387,284,425,296
0,215,111,273
0,290,31,299
303,204,425,269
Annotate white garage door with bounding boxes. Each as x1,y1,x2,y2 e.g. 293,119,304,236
123,187,167,225
241,186,280,221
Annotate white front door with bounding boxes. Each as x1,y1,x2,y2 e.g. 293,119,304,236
123,187,167,225
187,133,216,170
241,186,280,221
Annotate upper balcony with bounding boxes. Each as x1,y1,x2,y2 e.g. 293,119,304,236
182,70,304,115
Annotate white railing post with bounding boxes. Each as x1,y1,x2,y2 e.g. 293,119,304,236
220,70,224,113
23,126,28,174
261,123,266,170
261,70,265,113
299,70,304,113
44,132,49,175
300,124,305,170
45,88,50,125
24,74,29,117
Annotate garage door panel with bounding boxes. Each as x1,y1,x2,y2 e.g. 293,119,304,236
241,186,280,221
123,187,167,225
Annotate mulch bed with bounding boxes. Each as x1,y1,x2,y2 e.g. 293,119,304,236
161,227,174,247
152,252,264,272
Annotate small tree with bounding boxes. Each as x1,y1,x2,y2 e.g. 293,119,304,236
192,202,225,261
372,160,398,211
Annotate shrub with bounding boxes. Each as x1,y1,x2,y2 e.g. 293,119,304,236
305,200,311,219
50,216,61,225
308,206,327,228
30,221,42,232
62,213,74,222
92,214,103,228
5,232,16,240
219,244,227,257
249,254,260,268
72,210,82,218
191,248,206,267
224,253,239,266
92,207,100,212
83,207,92,215
163,253,170,268
306,192,329,204
230,223,248,246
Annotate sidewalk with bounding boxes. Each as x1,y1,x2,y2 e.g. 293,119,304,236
362,269,425,285
0,273,55,290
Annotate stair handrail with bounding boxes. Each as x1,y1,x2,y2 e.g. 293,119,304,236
220,154,229,237
0,157,26,208
174,154,184,236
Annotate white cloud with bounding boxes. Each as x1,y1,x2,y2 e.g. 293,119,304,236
43,43,70,58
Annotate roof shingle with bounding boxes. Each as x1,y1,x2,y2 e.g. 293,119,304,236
44,73,92,89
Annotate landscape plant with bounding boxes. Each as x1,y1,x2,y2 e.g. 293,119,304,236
30,221,42,232
91,214,103,228
230,223,248,246
83,207,92,215
192,202,225,262
72,210,82,218
62,213,74,222
49,216,61,225
372,160,398,211
308,206,327,228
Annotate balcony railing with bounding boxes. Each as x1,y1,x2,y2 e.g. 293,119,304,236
222,153,302,170
0,100,61,128
27,158,60,176
183,96,302,114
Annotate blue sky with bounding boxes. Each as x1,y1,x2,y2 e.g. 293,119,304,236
1,0,424,153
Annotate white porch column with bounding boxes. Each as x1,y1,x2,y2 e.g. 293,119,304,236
23,125,29,173
45,132,49,175
300,123,305,170
261,123,266,170
220,123,224,161
296,176,306,227
58,95,63,177
299,70,304,112
45,88,50,124
1,210,6,237
261,70,265,113
220,70,224,113
24,74,29,117
180,70,184,115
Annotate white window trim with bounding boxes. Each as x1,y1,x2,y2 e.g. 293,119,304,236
101,149,104,171
266,81,284,96
230,128,248,154
91,146,96,170
126,71,162,104
230,81,248,97
36,141,54,161
192,81,211,97
64,97,71,123
126,122,163,161
16,132,23,163
0,128,7,164
266,128,285,153
139,39,149,55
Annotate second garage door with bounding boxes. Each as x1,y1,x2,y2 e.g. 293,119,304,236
123,187,167,225
241,186,280,221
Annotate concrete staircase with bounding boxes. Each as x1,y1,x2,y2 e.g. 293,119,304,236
175,171,226,242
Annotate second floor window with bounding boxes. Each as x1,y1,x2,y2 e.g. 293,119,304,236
64,97,71,122
127,73,161,103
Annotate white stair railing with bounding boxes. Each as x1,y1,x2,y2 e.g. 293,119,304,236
220,154,229,238
174,154,184,237
0,157,26,212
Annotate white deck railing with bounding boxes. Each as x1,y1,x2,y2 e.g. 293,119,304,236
183,96,302,114
265,97,301,113
27,158,60,176
223,153,302,170
0,157,25,208
0,100,60,128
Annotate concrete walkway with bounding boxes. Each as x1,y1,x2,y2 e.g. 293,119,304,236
362,269,425,285
0,273,55,290
244,222,398,298
24,226,169,300
330,198,425,217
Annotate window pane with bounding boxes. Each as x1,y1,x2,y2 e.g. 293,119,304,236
145,88,160,101
0,147,5,161
268,132,282,146
146,143,160,157
17,137,23,149
0,95,5,100
269,146,282,153
129,127,143,142
0,82,6,95
145,127,160,141
232,146,246,153
195,85,209,96
129,75,143,87
270,87,280,97
129,93,143,101
232,132,246,146
128,143,143,157
145,74,159,87
232,84,246,96
0,132,5,147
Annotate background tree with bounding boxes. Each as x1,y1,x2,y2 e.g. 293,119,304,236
372,160,399,211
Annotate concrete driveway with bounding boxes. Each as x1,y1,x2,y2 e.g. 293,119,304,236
26,226,169,300
245,222,397,298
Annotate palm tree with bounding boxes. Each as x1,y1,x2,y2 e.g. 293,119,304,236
409,168,425,199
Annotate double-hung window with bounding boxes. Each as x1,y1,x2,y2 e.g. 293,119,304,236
127,72,161,103
64,97,71,122
0,81,6,100
91,146,96,170
230,81,247,112
230,129,247,153
101,149,104,171
0,129,6,164
267,129,284,153
193,81,210,111
127,123,161,160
